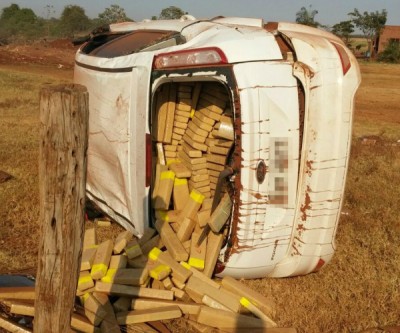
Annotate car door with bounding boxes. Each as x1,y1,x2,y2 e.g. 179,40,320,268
220,61,299,277
75,51,154,236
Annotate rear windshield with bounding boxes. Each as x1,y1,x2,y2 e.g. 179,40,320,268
81,30,184,58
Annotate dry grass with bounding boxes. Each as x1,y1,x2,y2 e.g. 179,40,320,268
260,141,400,333
353,61,400,139
0,66,72,273
0,60,399,333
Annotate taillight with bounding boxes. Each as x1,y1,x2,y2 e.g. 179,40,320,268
153,47,228,69
145,133,152,187
331,42,351,75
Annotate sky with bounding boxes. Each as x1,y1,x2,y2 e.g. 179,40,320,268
0,0,399,27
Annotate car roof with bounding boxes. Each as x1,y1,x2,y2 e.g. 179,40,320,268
109,16,264,33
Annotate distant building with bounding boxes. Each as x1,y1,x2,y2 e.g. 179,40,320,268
376,25,400,54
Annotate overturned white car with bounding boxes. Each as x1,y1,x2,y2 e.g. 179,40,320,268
74,16,361,278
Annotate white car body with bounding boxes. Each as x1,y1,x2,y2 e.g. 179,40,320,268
74,17,361,278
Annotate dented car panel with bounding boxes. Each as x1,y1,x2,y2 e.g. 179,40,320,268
179,23,283,63
74,17,361,278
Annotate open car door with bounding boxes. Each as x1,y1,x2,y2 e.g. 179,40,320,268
75,48,154,237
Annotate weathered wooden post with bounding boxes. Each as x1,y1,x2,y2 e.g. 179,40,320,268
34,84,89,332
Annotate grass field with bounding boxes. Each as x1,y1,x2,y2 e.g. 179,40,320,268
0,61,399,333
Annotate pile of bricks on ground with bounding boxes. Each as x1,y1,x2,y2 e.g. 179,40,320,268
0,226,296,333
0,82,296,332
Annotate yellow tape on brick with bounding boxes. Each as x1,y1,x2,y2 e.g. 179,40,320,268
190,190,205,204
167,159,181,166
101,268,117,283
240,297,252,308
188,257,205,270
91,263,108,278
149,264,171,280
78,275,93,286
148,247,162,261
174,178,188,186
160,170,175,180
81,292,90,304
180,261,191,270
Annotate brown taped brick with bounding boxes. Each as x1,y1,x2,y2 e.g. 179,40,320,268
198,99,225,114
164,144,178,152
169,162,191,178
125,238,143,259
113,230,133,254
177,217,196,242
192,115,214,132
90,239,113,280
116,306,182,325
83,228,97,250
155,84,170,142
182,142,203,158
153,170,175,210
163,84,177,143
183,133,208,151
206,153,226,165
193,111,215,126
174,120,188,130
173,178,190,211
185,128,207,143
178,150,207,165
155,220,188,262
80,247,97,271
188,121,210,137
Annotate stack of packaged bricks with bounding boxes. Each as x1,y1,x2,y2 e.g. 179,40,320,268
153,82,234,200
0,82,296,333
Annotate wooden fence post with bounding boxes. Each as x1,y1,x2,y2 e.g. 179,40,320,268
34,84,89,332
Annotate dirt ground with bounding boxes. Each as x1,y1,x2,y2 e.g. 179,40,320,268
0,39,77,69
0,40,399,333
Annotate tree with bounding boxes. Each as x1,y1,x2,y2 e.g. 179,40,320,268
59,5,91,37
377,40,400,63
158,6,186,20
1,4,37,24
98,5,132,24
1,3,20,20
0,4,41,42
295,5,321,28
332,20,354,44
348,8,387,57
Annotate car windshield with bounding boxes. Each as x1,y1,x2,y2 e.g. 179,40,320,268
82,30,184,58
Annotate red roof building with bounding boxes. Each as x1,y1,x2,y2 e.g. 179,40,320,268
376,25,400,54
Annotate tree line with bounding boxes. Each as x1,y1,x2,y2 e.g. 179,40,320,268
295,6,389,57
0,3,397,62
0,4,186,43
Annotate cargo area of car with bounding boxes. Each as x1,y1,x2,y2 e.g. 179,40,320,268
72,16,362,279
150,80,235,261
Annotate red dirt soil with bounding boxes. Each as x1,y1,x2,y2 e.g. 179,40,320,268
0,39,78,69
